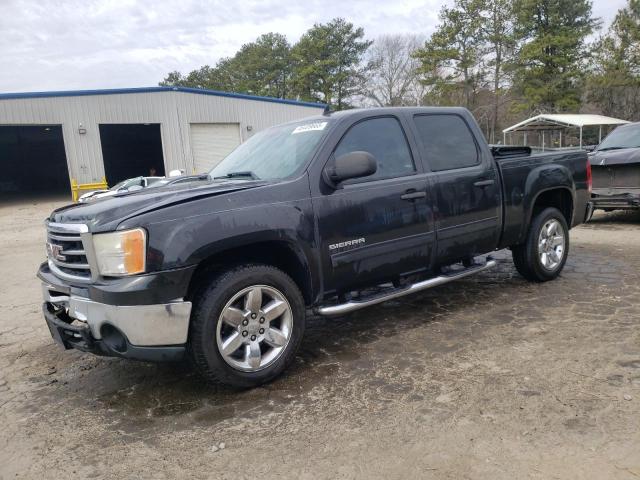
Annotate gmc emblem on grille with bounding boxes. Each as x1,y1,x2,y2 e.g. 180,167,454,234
46,242,66,262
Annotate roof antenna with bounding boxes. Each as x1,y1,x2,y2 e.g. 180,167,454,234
323,104,332,116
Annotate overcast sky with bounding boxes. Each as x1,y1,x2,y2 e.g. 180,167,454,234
0,0,628,93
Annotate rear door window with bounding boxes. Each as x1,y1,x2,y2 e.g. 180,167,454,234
413,114,480,171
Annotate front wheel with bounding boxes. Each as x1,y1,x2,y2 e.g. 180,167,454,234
188,264,305,388
512,207,569,282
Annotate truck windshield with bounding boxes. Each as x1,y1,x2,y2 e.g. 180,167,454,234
209,119,330,181
597,124,640,151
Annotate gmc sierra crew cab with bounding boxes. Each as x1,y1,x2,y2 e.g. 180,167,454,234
38,107,593,387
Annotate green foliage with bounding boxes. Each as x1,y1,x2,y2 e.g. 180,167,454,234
233,33,293,98
158,3,640,126
160,19,370,109
511,0,598,113
587,0,640,120
413,0,516,139
158,71,184,87
291,18,372,109
414,0,485,109
159,33,293,97
479,0,517,141
159,62,238,91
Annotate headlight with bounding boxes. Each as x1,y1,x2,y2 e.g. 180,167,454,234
93,228,146,276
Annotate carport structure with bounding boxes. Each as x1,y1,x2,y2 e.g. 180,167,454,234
503,114,630,150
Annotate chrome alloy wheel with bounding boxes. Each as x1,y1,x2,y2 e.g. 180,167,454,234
538,218,565,271
216,285,293,372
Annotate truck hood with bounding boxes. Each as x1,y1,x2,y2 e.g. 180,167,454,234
589,147,640,167
50,180,264,230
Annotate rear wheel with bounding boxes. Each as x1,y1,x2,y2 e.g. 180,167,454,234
189,264,305,387
512,207,569,282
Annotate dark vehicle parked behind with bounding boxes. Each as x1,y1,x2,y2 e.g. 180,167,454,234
589,122,640,212
39,107,592,387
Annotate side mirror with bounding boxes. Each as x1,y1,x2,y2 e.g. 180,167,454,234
120,185,143,193
324,151,377,188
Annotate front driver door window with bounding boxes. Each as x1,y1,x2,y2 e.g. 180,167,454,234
334,117,416,182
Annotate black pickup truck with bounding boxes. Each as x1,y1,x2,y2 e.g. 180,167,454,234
39,107,592,387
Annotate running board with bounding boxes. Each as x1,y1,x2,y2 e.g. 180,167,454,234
315,258,497,317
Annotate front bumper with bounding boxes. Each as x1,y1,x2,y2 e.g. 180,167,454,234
41,276,192,362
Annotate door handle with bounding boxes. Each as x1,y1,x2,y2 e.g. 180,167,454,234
473,179,495,188
401,191,427,201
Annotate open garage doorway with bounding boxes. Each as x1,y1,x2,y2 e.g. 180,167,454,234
0,125,70,201
99,124,165,186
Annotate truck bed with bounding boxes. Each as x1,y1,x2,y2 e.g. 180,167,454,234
493,148,589,248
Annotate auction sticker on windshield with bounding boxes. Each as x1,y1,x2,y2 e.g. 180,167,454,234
292,122,327,135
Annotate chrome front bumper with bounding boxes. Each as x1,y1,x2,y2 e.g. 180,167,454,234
42,282,192,347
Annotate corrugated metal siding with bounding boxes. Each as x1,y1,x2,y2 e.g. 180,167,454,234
0,91,322,184
190,123,241,173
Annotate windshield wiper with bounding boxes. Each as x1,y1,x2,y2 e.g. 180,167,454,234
597,146,633,151
213,171,260,180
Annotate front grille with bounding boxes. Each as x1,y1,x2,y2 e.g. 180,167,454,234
46,222,93,281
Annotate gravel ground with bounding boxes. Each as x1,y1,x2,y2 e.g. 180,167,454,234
0,197,639,479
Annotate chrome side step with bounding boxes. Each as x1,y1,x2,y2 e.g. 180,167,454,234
315,258,497,317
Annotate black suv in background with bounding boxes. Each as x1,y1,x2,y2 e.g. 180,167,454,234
39,107,592,387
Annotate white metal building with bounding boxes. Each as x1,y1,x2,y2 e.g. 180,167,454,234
0,87,324,197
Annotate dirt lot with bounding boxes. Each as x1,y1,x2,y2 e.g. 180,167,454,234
1,197,639,480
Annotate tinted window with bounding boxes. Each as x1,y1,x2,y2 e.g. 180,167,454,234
414,115,479,171
334,117,415,181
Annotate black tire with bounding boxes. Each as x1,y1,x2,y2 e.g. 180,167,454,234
188,264,305,388
512,207,570,282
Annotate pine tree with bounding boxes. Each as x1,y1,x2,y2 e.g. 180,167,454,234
587,0,640,120
291,18,372,109
414,0,485,110
159,34,293,98
479,0,517,142
512,0,598,113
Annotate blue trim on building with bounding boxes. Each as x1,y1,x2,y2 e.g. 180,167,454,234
0,86,326,109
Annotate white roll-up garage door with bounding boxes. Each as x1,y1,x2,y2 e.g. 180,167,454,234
190,123,241,173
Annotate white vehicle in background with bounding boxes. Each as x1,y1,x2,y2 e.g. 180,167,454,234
78,176,164,203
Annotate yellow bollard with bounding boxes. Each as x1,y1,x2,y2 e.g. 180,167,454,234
70,178,109,202
70,179,78,202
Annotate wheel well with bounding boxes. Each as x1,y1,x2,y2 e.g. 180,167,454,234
532,189,573,225
186,241,314,305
